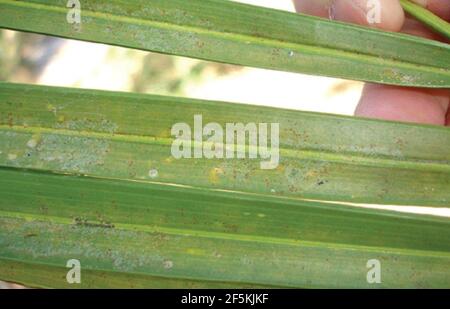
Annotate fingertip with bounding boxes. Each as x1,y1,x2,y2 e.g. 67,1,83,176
355,84,448,126
292,0,333,18
331,0,405,32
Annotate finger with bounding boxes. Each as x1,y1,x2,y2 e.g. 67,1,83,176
447,108,450,126
355,84,450,126
292,0,333,18
401,17,448,42
330,0,405,32
293,0,405,31
412,0,450,21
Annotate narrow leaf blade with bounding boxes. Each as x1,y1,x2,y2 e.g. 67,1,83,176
1,82,450,206
1,168,449,288
0,0,449,87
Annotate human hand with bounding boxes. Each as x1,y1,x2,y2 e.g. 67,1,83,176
292,0,450,126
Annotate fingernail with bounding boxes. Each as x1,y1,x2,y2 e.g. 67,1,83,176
329,0,405,32
329,0,368,24
328,1,336,20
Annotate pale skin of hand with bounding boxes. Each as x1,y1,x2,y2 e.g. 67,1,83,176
292,0,450,126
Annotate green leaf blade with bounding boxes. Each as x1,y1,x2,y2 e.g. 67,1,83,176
400,0,450,40
1,82,450,207
1,168,449,288
0,0,449,87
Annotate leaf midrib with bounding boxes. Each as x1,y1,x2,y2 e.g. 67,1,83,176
1,210,449,258
2,125,450,173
